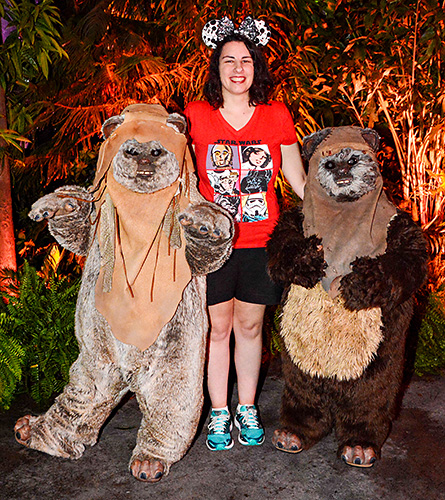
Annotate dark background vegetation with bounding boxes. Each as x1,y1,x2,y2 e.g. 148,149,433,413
0,0,444,410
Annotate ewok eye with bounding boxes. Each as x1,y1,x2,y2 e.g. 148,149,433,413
348,156,358,166
151,149,163,157
126,147,139,156
325,161,336,170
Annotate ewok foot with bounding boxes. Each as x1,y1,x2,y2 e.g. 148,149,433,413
340,444,377,467
14,414,86,459
272,429,303,454
130,457,166,483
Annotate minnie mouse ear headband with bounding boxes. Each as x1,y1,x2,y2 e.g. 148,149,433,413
202,16,271,49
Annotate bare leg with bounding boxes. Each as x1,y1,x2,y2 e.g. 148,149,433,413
207,299,234,408
206,299,265,407
232,299,265,405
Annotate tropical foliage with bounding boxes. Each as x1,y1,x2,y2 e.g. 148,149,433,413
414,285,445,376
0,0,442,401
0,0,69,271
305,0,445,280
0,261,79,410
5,0,442,269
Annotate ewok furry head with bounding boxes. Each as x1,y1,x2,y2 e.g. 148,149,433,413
302,127,381,202
301,126,397,292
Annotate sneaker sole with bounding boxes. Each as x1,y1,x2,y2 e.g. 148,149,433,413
234,418,265,446
206,438,234,451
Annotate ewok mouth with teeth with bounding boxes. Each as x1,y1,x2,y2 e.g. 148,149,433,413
137,168,156,178
112,139,179,194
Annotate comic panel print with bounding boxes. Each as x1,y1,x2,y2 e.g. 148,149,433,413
241,192,268,222
240,145,273,195
206,144,241,221
205,143,272,223
209,144,236,170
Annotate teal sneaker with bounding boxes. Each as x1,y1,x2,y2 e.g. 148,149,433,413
234,405,265,446
206,409,234,451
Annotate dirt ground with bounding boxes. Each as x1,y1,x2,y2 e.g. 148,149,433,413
1,363,444,500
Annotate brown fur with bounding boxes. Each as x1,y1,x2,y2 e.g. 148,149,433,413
267,127,429,464
29,186,94,256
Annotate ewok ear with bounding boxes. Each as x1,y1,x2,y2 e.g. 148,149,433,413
167,113,187,134
101,115,125,139
302,128,332,160
361,128,380,152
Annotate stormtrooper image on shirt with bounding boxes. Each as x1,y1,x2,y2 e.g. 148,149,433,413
241,192,268,222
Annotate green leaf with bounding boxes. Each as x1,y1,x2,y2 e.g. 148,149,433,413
0,262,80,408
37,51,49,79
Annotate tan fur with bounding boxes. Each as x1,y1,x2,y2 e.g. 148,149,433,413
281,283,383,381
18,105,234,481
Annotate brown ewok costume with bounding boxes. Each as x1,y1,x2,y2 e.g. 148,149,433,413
14,104,234,482
267,126,428,467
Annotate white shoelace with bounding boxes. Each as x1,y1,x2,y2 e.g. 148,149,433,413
209,412,231,433
238,407,260,428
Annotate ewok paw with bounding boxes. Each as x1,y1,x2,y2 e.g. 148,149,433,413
29,185,92,222
29,186,94,256
268,233,326,289
267,206,326,288
340,256,391,310
178,202,233,275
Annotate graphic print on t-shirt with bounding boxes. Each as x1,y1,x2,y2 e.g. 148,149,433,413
241,192,268,222
206,143,272,222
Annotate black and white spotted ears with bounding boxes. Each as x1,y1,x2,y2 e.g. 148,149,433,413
202,16,271,49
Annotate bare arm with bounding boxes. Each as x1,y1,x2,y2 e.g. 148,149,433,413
280,143,306,200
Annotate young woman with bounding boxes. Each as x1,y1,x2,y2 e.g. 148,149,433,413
185,17,306,451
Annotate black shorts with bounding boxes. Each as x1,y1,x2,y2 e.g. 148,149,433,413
207,247,283,306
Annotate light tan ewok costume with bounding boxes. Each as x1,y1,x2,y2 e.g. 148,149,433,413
15,104,234,482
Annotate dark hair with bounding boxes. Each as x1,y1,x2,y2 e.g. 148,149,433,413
203,33,274,108
242,146,271,167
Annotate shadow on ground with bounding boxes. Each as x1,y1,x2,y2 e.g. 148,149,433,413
1,362,444,500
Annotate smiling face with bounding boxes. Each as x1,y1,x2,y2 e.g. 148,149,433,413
248,148,267,167
218,41,254,99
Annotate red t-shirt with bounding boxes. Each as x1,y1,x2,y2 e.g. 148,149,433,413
185,101,297,248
